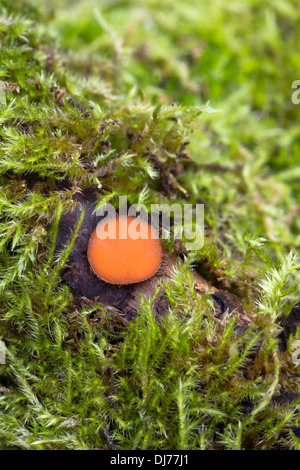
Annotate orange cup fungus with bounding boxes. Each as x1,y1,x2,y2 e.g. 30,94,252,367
87,215,163,285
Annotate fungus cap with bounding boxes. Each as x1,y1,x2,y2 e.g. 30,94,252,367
87,215,163,285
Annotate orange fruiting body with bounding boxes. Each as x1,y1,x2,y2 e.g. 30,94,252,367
87,215,162,285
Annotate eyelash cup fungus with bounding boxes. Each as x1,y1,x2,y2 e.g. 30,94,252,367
87,215,163,285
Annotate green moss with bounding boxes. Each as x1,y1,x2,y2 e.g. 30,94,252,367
0,0,300,450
